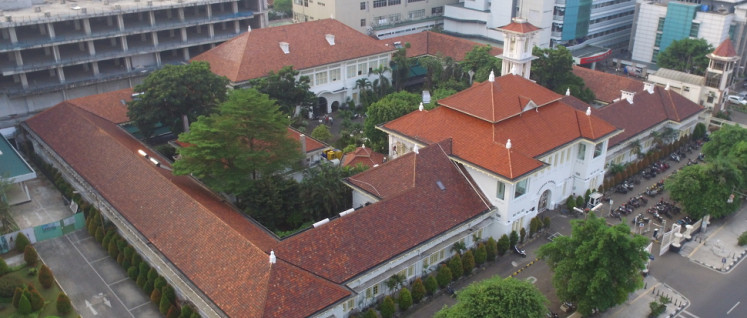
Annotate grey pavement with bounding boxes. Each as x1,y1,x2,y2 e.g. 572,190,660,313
601,276,689,318
35,230,160,318
8,176,74,229
679,205,747,272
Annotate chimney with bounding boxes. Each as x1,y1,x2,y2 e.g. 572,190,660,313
643,82,655,94
279,42,290,54
325,34,335,46
621,90,635,104
299,134,307,154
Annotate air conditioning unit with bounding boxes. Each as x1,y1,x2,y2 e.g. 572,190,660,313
44,12,51,17
34,7,41,12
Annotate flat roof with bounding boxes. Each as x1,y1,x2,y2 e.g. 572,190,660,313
0,134,36,184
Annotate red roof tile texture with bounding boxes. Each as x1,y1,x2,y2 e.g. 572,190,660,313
342,146,387,169
192,19,395,83
572,66,643,103
66,88,133,124
712,39,737,58
24,104,349,317
288,127,327,153
276,141,492,283
498,20,541,33
383,31,502,60
382,75,618,179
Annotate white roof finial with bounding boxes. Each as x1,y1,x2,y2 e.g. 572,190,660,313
586,107,591,116
269,250,276,264
418,102,424,111
506,139,512,149
247,25,251,32
488,70,495,82
665,82,670,91
413,144,419,154
362,144,366,149
565,88,571,96
511,65,519,76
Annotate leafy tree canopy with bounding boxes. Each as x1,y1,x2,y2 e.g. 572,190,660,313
656,38,713,76
530,46,595,103
460,45,502,83
173,88,303,194
250,66,316,116
538,213,649,316
364,91,425,152
273,0,292,15
127,61,229,139
435,276,548,318
665,161,742,219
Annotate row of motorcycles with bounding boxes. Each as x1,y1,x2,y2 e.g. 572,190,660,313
641,161,670,179
611,194,648,219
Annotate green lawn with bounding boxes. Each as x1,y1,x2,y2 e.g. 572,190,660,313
0,263,78,318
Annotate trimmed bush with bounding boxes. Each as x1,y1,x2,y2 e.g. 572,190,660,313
94,227,105,242
139,262,151,277
101,231,113,249
12,287,23,308
179,305,194,318
122,258,131,270
144,278,155,296
509,230,519,248
424,275,438,295
15,232,31,253
190,312,200,318
116,238,128,253
148,268,158,281
739,231,747,246
543,216,551,229
127,266,138,280
474,243,487,266
398,287,412,311
154,276,167,291
131,253,142,269
363,309,378,318
29,288,44,311
159,294,172,315
411,278,426,303
39,264,55,289
162,284,176,304
436,265,452,288
150,287,162,304
123,246,135,262
167,305,181,318
117,253,125,265
18,294,32,314
57,292,73,315
0,275,23,297
108,239,119,258
520,228,526,244
529,218,539,236
379,296,395,318
497,234,510,256
462,250,475,276
0,257,9,276
136,272,147,289
576,195,585,209
486,237,497,261
24,245,38,267
448,255,463,280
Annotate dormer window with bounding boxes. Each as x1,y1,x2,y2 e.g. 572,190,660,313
279,42,290,54
577,143,586,160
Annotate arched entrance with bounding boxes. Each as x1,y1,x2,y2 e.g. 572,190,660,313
331,101,340,112
316,97,328,117
538,189,551,213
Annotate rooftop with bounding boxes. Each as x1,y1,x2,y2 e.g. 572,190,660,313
651,68,705,86
382,31,502,61
0,134,36,184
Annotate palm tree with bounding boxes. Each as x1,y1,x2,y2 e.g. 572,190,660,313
391,47,411,91
419,56,443,90
371,65,391,98
354,78,372,92
629,140,642,158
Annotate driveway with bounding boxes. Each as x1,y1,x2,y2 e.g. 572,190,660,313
36,229,160,318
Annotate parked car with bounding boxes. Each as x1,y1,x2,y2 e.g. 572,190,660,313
727,95,747,105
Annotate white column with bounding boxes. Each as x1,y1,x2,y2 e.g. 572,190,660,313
83,18,92,34
8,27,18,43
121,36,128,51
181,28,187,42
20,73,29,88
92,62,100,76
57,67,65,83
684,224,693,241
52,46,61,62
117,14,125,31
87,41,96,55
47,23,56,39
14,51,23,66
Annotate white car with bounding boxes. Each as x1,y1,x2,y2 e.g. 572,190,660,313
727,95,747,105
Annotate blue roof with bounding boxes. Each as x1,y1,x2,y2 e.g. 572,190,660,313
0,134,36,183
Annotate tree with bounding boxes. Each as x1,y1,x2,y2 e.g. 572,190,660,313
531,46,595,103
702,125,747,174
371,65,392,98
24,245,38,267
0,257,8,276
364,91,423,152
485,237,497,261
665,161,742,219
435,276,548,318
391,44,412,91
272,0,292,16
474,243,487,266
497,234,510,256
436,265,453,288
299,164,365,223
127,61,229,139
411,278,426,303
363,309,378,318
462,250,475,276
656,38,713,75
310,124,332,143
250,66,316,116
14,232,30,253
538,213,649,316
174,89,303,194
17,294,31,314
238,175,302,231
56,292,73,315
398,287,413,311
379,296,396,318
425,275,439,295
448,255,464,279
692,123,707,141
509,230,519,248
460,45,502,83
38,265,54,289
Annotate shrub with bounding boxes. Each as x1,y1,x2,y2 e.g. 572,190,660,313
39,264,54,289
127,266,138,280
144,278,155,296
486,237,497,261
154,276,167,291
57,292,73,315
167,305,181,318
529,218,539,236
18,294,32,314
424,275,438,295
436,265,452,288
131,253,142,268
543,216,551,229
162,284,176,304
24,245,38,267
12,287,23,308
0,275,22,297
15,232,30,253
108,239,119,258
136,272,147,289
448,255,463,280
576,195,585,209
179,305,194,318
411,278,426,303
565,195,576,211
94,227,105,242
139,262,150,276
738,231,747,246
509,230,519,248
159,294,172,315
123,246,135,262
122,258,131,270
520,228,527,244
474,243,487,266
117,253,125,265
101,231,113,249
0,257,9,276
398,287,413,311
27,267,38,277
150,287,162,304
462,250,475,276
29,288,44,311
116,238,128,253
148,268,158,281
379,296,395,318
363,309,378,318
497,234,510,256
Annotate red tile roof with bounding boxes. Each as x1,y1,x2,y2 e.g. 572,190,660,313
381,75,618,179
288,127,327,153
497,19,541,34
712,39,737,58
342,146,387,169
23,104,349,317
276,140,492,283
192,19,395,83
563,86,704,147
572,66,643,104
66,88,133,124
382,31,502,60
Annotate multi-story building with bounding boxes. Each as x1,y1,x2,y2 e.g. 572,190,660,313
0,0,265,128
291,0,456,39
630,0,747,70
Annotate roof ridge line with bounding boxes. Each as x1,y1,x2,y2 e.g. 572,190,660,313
665,88,680,121
437,143,492,209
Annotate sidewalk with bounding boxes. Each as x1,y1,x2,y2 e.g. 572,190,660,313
680,205,747,272
601,276,689,318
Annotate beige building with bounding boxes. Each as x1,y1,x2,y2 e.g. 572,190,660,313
292,0,456,39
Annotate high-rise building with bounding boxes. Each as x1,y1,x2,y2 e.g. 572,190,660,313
0,0,265,128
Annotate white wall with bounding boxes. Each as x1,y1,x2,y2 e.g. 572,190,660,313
631,2,666,63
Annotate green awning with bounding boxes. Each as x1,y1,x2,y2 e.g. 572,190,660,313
0,134,36,183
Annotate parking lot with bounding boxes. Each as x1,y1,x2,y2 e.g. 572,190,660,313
36,230,160,318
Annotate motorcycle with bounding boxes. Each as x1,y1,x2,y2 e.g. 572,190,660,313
513,245,527,258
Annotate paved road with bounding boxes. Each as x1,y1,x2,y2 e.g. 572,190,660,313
36,230,160,318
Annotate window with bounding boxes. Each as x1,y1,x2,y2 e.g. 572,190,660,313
370,59,379,70
657,17,665,32
422,258,429,269
689,23,700,37
408,265,414,276
347,64,357,78
496,181,505,200
408,0,425,2
343,299,355,312
429,251,439,264
388,0,401,5
358,62,367,75
654,33,662,47
577,143,586,160
408,9,425,19
294,0,303,4
373,0,386,8
329,68,340,82
303,0,308,7
360,1,366,9
594,142,603,158
360,18,366,27
515,179,528,198
432,6,444,15
366,284,380,298
315,71,327,85
652,49,659,63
